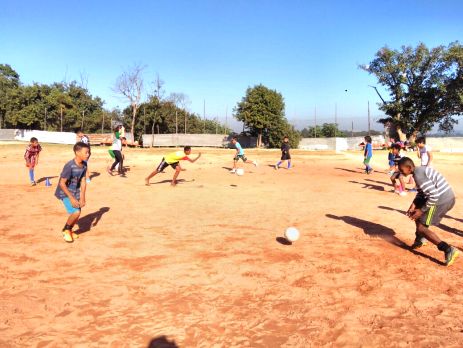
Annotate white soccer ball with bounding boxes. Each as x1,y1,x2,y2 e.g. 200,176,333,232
285,227,300,242
236,168,244,176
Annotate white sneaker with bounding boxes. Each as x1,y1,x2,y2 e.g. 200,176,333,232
253,161,258,167
399,191,407,196
230,169,236,173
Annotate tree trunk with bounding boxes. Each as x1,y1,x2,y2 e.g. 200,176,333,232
131,104,137,145
151,122,155,147
257,130,262,148
408,130,419,145
396,126,407,142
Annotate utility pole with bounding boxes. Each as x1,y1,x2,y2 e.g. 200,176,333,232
44,108,47,131
175,110,178,134
81,110,85,130
60,105,63,132
203,99,206,134
368,101,371,136
225,106,228,134
351,120,354,137
215,116,218,134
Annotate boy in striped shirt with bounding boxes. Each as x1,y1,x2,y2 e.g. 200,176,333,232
398,157,459,266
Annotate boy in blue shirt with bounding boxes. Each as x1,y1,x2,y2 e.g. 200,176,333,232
363,136,373,174
55,142,90,243
230,136,257,173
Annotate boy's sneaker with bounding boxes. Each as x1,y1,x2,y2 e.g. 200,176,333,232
445,247,459,266
253,161,258,167
399,191,407,196
86,178,91,183
62,230,73,243
31,181,36,186
411,239,428,249
230,169,236,173
274,165,279,170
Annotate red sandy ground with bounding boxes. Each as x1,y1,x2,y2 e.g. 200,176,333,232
1,143,462,347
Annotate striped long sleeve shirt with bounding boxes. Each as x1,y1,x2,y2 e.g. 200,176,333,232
413,166,455,211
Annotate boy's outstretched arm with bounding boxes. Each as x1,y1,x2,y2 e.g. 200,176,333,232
188,153,202,163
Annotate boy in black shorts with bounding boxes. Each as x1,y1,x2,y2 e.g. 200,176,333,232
145,146,201,186
275,136,291,170
398,157,459,266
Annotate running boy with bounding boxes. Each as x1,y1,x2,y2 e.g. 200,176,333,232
24,137,42,186
55,142,90,243
145,146,201,186
275,136,291,170
230,136,257,173
416,137,433,167
363,135,373,174
108,125,125,176
398,157,459,266
389,143,407,196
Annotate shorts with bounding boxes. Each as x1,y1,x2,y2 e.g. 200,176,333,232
108,150,115,159
281,153,291,160
62,197,81,214
156,158,179,172
234,154,247,162
414,196,455,227
26,156,38,168
388,160,395,167
363,157,371,165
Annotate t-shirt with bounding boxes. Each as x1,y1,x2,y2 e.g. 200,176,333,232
281,142,290,154
164,151,188,164
235,142,244,155
55,159,87,200
112,131,122,151
388,151,401,166
413,166,454,211
364,143,372,158
24,144,42,160
419,146,432,166
80,135,90,145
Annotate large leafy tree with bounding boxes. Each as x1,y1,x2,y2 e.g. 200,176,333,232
0,64,20,128
234,84,298,147
362,42,463,142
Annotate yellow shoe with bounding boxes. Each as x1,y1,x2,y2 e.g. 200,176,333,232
72,231,80,240
445,247,459,266
62,230,73,243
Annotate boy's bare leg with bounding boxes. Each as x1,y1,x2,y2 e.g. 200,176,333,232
145,170,158,185
416,221,441,245
171,167,181,186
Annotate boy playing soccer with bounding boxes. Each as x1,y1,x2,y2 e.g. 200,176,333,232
389,143,408,196
24,137,42,186
55,142,90,243
363,135,373,174
275,136,291,170
230,136,257,173
416,136,433,167
398,157,459,266
145,146,201,186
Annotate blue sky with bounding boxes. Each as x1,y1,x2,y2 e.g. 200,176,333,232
1,0,462,131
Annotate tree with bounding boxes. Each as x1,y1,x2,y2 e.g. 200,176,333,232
234,84,286,147
361,43,463,142
0,64,20,128
444,43,463,117
113,63,145,142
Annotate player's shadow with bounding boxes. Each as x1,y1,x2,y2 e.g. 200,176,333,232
76,207,110,235
325,214,443,265
445,215,463,223
36,176,58,184
276,237,292,245
365,178,392,186
222,166,233,171
349,180,385,191
379,206,463,237
147,336,179,348
334,167,364,173
89,171,100,179
152,179,189,185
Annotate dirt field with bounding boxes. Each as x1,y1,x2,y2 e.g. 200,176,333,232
1,143,462,347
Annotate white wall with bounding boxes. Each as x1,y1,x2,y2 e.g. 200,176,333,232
14,130,76,144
